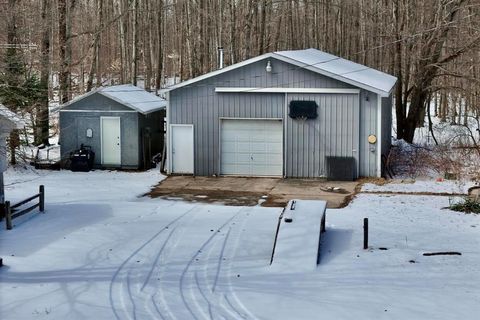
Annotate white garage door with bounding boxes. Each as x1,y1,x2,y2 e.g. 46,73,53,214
221,119,283,176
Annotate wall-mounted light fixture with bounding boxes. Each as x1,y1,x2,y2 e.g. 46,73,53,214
266,60,272,73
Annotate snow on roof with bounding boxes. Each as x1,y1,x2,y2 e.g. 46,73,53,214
0,103,26,129
61,84,167,114
274,48,397,97
167,48,397,97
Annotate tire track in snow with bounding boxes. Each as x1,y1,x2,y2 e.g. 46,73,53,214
109,204,197,320
192,229,243,320
179,207,255,320
111,205,256,320
178,208,245,319
142,213,196,320
222,210,258,320
138,227,178,320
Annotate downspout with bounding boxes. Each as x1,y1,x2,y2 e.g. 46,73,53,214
284,93,288,178
377,94,382,177
166,91,171,174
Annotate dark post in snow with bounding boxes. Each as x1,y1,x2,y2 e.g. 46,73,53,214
39,185,45,212
363,218,369,249
5,201,12,230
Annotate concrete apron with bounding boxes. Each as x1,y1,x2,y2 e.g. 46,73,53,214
148,176,360,208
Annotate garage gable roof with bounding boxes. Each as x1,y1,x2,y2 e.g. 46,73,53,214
167,48,397,97
0,103,25,130
61,84,167,114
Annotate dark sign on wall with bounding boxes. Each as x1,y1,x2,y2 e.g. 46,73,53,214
288,101,318,119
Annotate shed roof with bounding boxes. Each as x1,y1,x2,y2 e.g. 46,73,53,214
0,103,25,130
61,84,167,114
167,48,397,97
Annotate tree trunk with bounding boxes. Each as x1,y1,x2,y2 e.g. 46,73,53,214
131,0,139,85
5,0,21,165
65,0,76,100
86,0,103,92
38,0,51,146
258,0,267,55
58,0,69,103
155,0,164,93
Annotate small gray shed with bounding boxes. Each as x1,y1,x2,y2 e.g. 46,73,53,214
0,104,25,205
59,85,166,169
166,48,397,179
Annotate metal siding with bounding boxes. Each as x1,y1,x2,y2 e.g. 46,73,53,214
60,111,140,168
359,90,378,177
170,57,368,177
285,93,359,178
0,133,7,173
171,88,285,176
62,93,133,112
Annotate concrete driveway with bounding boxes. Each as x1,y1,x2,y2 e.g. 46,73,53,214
149,176,360,208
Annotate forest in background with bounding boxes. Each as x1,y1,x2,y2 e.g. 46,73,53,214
0,0,479,162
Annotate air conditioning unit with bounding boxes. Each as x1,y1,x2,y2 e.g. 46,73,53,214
326,156,356,181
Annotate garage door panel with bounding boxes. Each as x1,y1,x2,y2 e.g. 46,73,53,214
251,165,267,175
237,142,251,153
236,153,252,162
250,142,267,152
251,153,267,163
267,143,283,153
259,165,283,176
221,119,283,176
233,164,251,175
266,154,283,165
266,135,282,142
250,137,266,143
221,152,237,163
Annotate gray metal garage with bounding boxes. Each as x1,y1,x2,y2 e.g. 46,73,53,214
59,85,166,169
166,48,397,179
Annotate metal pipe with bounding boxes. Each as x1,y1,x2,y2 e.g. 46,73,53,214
218,47,224,69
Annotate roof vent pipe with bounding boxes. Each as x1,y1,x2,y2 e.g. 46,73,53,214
218,47,224,69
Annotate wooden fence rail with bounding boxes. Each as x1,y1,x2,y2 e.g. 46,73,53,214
5,185,44,230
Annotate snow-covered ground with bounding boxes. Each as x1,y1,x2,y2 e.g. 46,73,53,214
1,169,479,319
362,179,474,194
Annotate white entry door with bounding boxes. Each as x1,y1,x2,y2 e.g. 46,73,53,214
101,117,121,166
171,124,194,174
221,119,283,176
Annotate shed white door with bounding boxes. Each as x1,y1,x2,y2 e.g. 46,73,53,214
221,119,283,176
101,117,121,166
171,125,194,174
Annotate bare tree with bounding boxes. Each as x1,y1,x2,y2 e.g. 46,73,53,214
37,0,51,146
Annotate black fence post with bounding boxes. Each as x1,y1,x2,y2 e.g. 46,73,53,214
39,185,45,212
363,218,369,249
5,201,12,230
